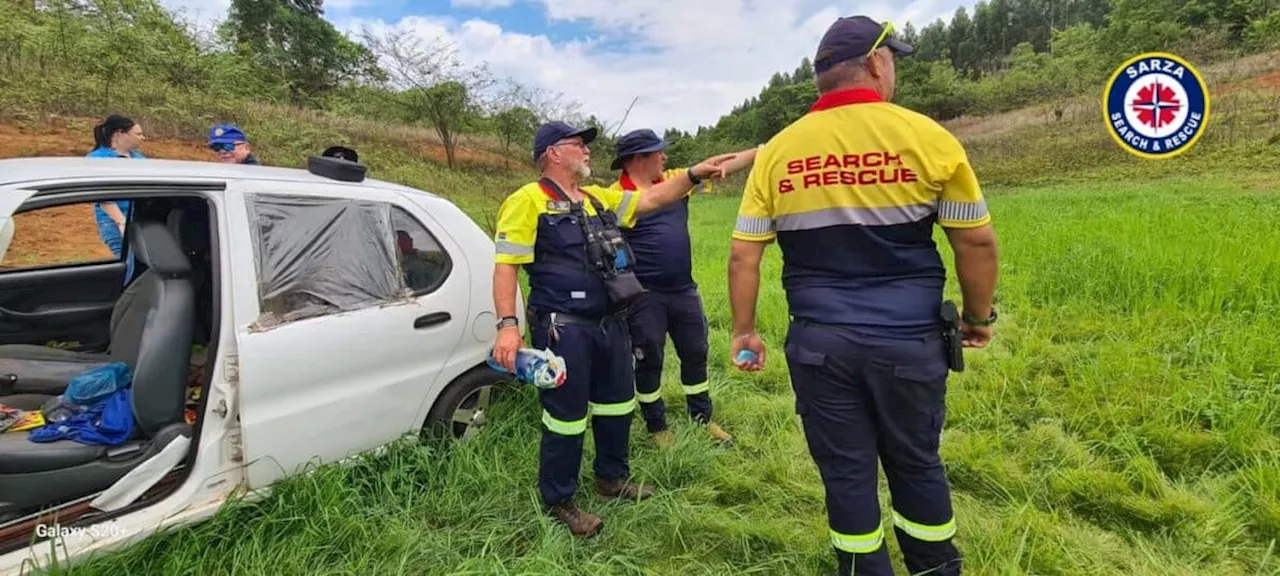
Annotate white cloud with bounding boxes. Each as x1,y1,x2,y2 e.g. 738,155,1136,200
162,0,972,135
450,0,519,8
340,0,969,135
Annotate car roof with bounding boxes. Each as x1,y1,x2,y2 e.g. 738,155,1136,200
0,157,442,199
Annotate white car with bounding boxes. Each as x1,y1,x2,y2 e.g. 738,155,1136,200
0,156,521,574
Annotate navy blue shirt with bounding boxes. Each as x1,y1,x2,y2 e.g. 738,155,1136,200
616,170,696,293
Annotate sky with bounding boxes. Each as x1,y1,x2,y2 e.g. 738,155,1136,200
160,0,976,136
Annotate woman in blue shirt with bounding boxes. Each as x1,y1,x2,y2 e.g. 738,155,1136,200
86,115,145,257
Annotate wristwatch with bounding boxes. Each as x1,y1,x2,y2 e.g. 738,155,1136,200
496,316,519,330
962,308,997,326
686,167,702,186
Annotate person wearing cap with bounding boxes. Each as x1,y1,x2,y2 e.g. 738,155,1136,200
207,124,260,165
608,129,758,448
322,145,359,163
490,121,744,538
727,15,998,576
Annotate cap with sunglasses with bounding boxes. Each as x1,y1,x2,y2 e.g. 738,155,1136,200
208,124,248,150
813,16,914,74
532,121,597,163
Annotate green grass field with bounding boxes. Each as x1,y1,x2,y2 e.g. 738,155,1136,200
56,172,1280,576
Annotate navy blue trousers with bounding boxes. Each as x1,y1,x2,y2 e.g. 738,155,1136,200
625,289,712,432
529,314,636,507
784,319,962,576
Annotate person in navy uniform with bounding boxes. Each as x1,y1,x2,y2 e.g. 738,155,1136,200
609,129,758,447
491,121,749,537
728,16,1000,576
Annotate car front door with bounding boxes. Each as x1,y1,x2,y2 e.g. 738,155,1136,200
0,188,127,352
227,182,471,489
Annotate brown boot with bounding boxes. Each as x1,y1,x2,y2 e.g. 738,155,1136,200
706,421,733,444
595,477,655,502
548,501,602,538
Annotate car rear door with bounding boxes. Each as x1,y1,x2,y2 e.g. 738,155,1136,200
226,181,471,489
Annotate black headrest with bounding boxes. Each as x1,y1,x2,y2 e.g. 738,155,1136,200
129,220,191,278
165,206,210,254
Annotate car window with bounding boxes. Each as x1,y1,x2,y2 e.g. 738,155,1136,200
246,193,408,325
389,206,452,295
0,201,124,271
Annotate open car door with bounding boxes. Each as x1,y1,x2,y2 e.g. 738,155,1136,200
0,186,131,354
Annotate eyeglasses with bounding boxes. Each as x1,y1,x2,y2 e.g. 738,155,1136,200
209,142,240,153
553,140,588,151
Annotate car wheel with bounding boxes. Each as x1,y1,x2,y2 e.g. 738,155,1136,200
424,366,513,442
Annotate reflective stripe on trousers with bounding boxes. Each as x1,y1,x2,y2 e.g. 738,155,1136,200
784,319,961,576
530,316,636,507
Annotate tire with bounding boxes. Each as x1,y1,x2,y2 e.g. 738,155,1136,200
423,365,514,441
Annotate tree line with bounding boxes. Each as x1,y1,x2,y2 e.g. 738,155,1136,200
660,0,1280,167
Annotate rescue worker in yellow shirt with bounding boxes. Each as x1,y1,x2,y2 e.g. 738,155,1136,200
491,121,745,538
727,16,999,576
608,129,758,447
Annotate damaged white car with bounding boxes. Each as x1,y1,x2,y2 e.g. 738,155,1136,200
0,156,520,573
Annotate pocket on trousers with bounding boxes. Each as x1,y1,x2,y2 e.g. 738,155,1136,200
783,333,827,417
890,359,949,385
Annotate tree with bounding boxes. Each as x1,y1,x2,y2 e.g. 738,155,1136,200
221,0,382,107
360,27,497,169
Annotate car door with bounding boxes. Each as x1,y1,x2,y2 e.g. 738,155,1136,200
0,188,127,351
227,181,471,489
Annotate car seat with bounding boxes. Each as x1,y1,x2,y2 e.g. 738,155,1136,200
0,220,195,519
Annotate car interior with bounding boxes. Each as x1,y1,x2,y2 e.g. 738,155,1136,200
0,195,217,530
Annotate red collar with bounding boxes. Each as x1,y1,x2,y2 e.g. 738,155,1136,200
618,171,663,191
809,88,883,112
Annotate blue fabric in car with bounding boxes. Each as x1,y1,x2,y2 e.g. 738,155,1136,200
28,388,133,446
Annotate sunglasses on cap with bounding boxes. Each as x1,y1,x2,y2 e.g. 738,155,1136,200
868,21,894,57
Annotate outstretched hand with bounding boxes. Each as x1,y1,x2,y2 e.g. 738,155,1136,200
692,152,740,181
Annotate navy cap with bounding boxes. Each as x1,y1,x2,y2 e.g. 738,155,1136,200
532,121,597,163
611,129,669,170
813,16,914,74
208,123,248,145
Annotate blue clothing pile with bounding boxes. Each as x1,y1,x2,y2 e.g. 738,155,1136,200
28,362,134,446
29,389,132,446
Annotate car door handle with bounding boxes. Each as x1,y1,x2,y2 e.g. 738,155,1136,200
414,312,451,329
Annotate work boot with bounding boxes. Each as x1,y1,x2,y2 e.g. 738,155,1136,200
548,501,602,538
705,421,733,444
595,477,655,502
652,429,675,449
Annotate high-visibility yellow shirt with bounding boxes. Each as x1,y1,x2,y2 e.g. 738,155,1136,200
733,88,991,336
493,179,640,317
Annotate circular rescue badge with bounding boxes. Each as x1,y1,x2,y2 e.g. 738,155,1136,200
1102,52,1210,159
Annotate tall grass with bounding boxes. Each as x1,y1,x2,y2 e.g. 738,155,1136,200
49,171,1280,576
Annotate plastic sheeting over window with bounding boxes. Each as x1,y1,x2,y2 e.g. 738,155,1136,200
247,193,408,326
